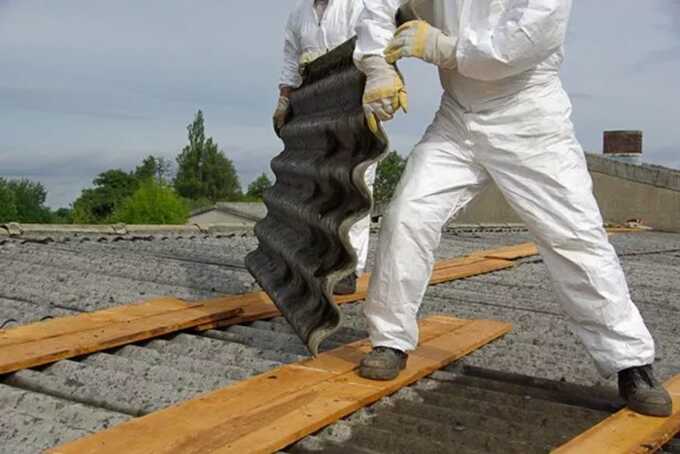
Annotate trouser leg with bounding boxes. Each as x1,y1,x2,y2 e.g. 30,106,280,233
365,133,489,352
483,116,655,377
349,163,377,274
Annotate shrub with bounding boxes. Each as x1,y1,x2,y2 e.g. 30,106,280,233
112,180,189,225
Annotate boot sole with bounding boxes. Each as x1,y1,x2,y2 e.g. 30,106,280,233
627,401,673,418
359,359,408,381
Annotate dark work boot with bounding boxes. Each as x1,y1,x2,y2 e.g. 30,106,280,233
334,273,357,295
359,347,408,381
618,365,673,417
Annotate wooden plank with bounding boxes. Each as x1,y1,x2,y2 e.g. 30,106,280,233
48,316,510,454
430,258,514,284
48,318,468,454
0,303,242,374
0,252,517,373
217,319,511,454
0,298,190,348
467,228,633,262
195,258,512,331
553,374,680,454
471,242,539,261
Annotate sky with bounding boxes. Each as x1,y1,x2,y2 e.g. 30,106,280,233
1,1,679,208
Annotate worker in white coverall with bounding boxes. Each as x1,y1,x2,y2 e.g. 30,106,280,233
274,0,375,295
353,0,672,417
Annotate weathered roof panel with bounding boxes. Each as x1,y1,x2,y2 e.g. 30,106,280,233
246,39,389,354
1,229,679,453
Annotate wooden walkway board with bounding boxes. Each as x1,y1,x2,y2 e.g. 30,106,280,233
472,242,539,261
0,298,190,348
194,256,516,331
553,374,680,454
48,315,511,454
0,301,242,374
0,247,523,375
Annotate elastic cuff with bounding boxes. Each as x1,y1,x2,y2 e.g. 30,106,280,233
370,334,416,353
598,357,656,378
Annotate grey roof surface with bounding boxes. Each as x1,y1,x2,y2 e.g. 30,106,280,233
1,228,679,453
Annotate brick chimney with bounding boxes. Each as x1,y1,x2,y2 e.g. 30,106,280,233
603,130,642,165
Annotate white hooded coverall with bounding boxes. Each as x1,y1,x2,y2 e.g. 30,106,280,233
354,0,655,377
280,0,375,274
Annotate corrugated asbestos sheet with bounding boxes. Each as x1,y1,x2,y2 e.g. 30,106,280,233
286,365,680,454
245,38,389,355
1,230,680,452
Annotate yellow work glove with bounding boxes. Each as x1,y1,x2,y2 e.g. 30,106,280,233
355,55,408,135
298,50,326,76
384,20,457,69
272,95,290,136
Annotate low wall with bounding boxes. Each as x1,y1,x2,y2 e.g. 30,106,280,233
453,175,680,232
450,154,680,232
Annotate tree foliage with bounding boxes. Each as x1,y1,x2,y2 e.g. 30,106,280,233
72,169,139,224
374,151,407,203
246,173,272,200
51,208,73,224
111,180,189,225
9,179,52,223
0,178,51,223
134,155,172,183
0,178,18,222
174,110,241,202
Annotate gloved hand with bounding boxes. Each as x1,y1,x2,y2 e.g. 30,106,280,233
298,50,326,79
384,20,457,69
299,50,325,71
355,56,408,134
272,95,290,136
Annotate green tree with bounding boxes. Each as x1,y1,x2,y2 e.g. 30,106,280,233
374,151,407,203
112,180,189,225
174,110,241,201
0,178,18,222
6,179,51,223
134,155,172,184
246,173,272,200
50,208,73,224
72,169,139,224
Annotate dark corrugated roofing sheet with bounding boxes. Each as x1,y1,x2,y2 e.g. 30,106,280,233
246,38,388,355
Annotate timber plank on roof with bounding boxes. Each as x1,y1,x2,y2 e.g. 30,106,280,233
0,301,243,374
0,297,189,348
47,315,511,454
0,244,531,374
553,374,680,454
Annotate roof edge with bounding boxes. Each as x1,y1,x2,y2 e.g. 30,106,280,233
586,153,680,192
0,222,254,237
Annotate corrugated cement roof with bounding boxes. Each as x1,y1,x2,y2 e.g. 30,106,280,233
1,228,679,453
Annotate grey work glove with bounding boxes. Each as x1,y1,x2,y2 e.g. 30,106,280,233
272,95,291,136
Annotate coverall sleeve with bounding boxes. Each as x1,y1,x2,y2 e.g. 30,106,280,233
457,0,572,81
354,0,403,62
279,12,303,89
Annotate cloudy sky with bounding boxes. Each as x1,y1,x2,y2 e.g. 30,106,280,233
1,1,679,208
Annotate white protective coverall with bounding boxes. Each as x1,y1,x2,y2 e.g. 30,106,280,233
280,0,375,274
355,0,655,377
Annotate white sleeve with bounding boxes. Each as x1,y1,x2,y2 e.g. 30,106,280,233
279,12,303,89
457,0,572,81
348,0,367,34
353,0,403,63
